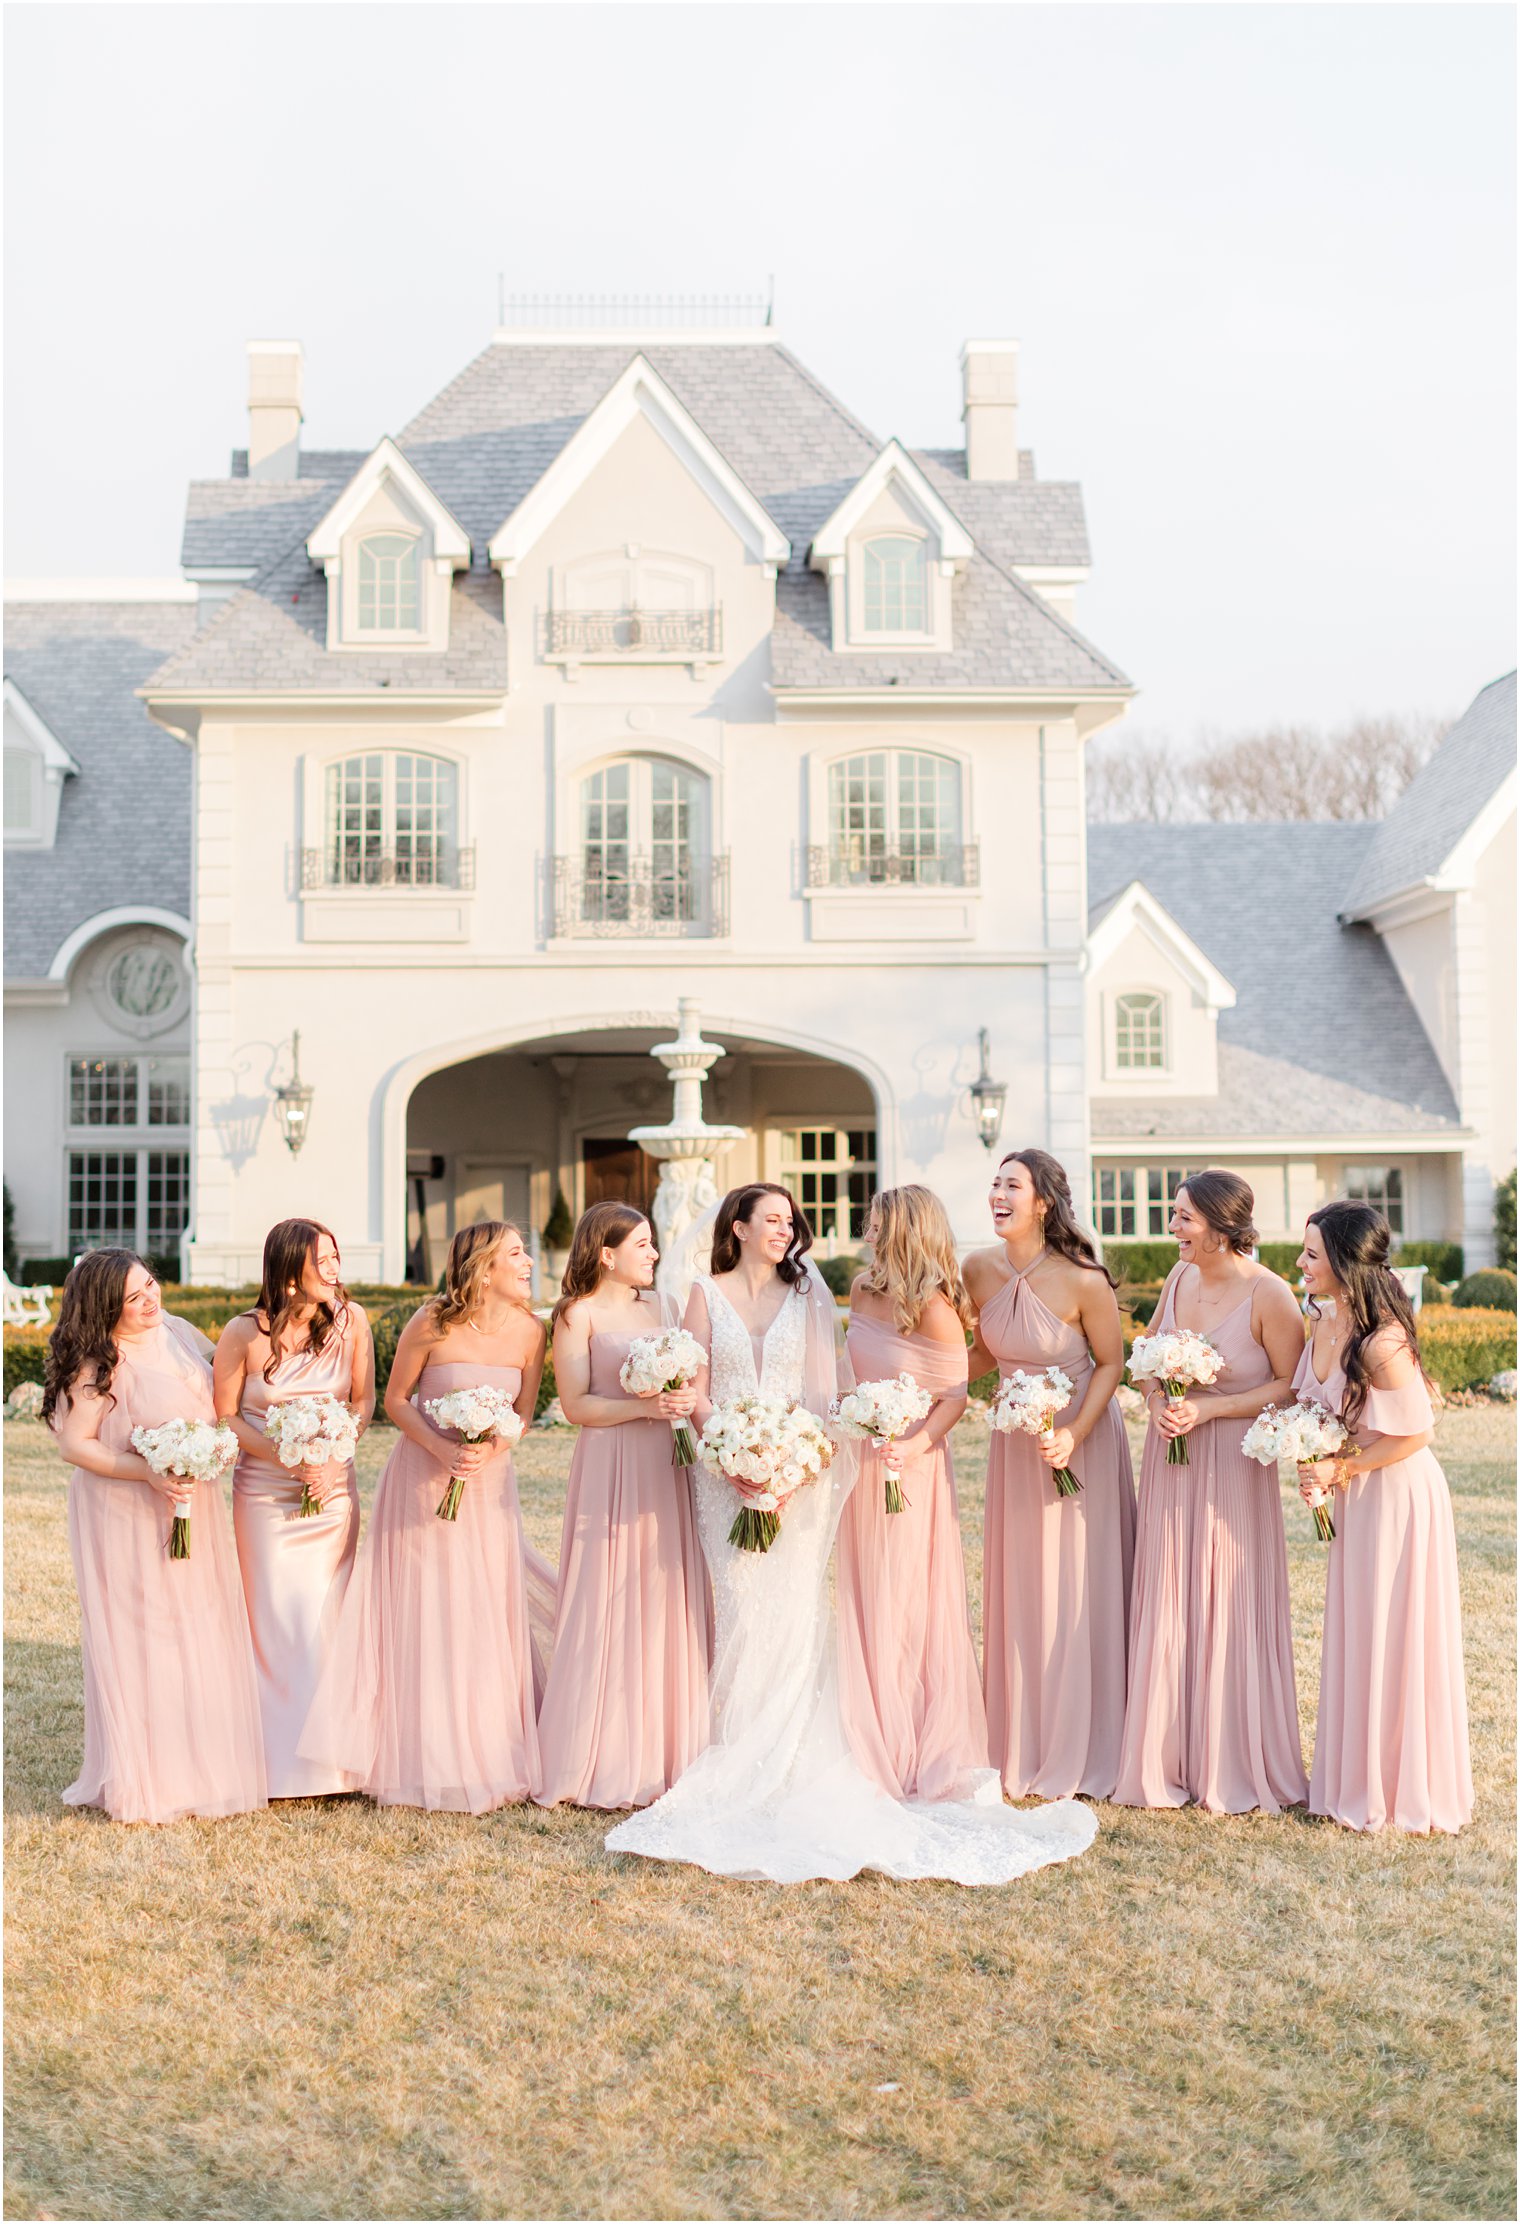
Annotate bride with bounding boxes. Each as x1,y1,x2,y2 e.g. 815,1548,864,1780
606,1183,1098,1884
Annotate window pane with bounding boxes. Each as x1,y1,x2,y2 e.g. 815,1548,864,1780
862,537,927,632
68,1151,137,1251
1115,993,1166,1070
4,748,37,835
146,1058,190,1126
357,534,420,632
778,1127,877,1243
68,1057,139,1127
145,1150,191,1258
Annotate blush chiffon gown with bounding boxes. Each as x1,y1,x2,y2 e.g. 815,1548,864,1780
58,1313,266,1823
299,1360,553,1809
1114,1272,1308,1814
231,1310,364,1798
978,1265,1136,1800
1294,1338,1472,1834
835,1313,993,1800
535,1329,711,1810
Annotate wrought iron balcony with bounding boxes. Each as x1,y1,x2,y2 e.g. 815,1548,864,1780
551,853,730,939
301,845,476,892
805,842,980,890
541,607,723,661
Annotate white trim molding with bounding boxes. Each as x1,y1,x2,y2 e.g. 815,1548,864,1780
488,355,791,578
48,906,192,982
1087,879,1237,1011
4,678,80,849
808,441,974,577
307,439,471,568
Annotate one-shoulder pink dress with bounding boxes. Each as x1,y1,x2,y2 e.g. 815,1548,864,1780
1114,1273,1307,1814
1294,1337,1472,1834
232,1310,364,1798
836,1312,991,1801
299,1360,544,1810
58,1315,266,1823
536,1327,710,1810
979,1265,1137,1800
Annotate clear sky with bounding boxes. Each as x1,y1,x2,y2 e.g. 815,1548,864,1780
4,1,1514,738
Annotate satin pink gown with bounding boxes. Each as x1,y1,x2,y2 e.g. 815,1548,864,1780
232,1310,364,1798
536,1329,710,1810
1115,1273,1308,1813
299,1360,546,1810
979,1266,1137,1800
58,1315,266,1823
1295,1338,1472,1834
836,1313,991,1801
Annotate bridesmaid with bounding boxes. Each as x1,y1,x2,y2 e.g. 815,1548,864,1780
965,1149,1137,1801
536,1203,710,1810
44,1250,265,1823
1295,1202,1472,1834
836,1184,991,1801
214,1219,373,1799
300,1220,548,1810
1115,1169,1308,1814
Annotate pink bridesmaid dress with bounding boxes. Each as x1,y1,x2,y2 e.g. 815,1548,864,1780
979,1265,1137,1800
535,1330,710,1810
1114,1273,1307,1813
232,1311,362,1797
1295,1338,1472,1834
59,1315,266,1823
299,1360,544,1810
836,1314,991,1800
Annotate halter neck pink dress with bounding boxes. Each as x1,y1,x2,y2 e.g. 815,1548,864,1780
1114,1270,1307,1814
299,1358,544,1810
535,1320,711,1810
57,1314,266,1823
978,1263,1136,1800
836,1311,991,1800
232,1308,364,1798
1294,1335,1471,1834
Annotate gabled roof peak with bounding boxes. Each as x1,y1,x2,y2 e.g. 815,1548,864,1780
808,439,974,574
306,438,471,567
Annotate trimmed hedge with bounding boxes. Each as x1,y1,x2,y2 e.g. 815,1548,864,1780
1395,1240,1465,1285
1454,1270,1518,1311
816,1253,867,1299
1418,1306,1517,1393
5,1326,49,1399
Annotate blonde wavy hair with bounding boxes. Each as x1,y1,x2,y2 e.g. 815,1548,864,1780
858,1185,973,1332
427,1220,529,1334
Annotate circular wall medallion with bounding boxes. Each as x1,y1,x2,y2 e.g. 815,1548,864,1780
107,945,179,1020
84,930,190,1042
626,706,654,731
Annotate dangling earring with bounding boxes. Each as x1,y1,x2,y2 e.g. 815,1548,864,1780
286,1282,297,1296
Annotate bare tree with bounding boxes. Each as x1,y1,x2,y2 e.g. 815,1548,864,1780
1087,711,1451,824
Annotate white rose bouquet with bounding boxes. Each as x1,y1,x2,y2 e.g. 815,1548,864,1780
619,1327,707,1466
263,1394,360,1517
990,1366,1081,1497
1240,1399,1353,1542
423,1385,526,1520
130,1416,239,1559
699,1393,835,1553
1127,1329,1227,1466
830,1373,934,1514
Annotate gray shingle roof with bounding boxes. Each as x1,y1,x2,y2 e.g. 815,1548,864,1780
159,340,1127,698
913,449,1093,568
4,600,197,978
1343,671,1516,918
1088,822,1461,1138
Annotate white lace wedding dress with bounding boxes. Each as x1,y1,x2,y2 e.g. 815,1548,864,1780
605,1274,1099,1884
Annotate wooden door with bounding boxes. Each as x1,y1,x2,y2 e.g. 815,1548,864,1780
582,1138,660,1216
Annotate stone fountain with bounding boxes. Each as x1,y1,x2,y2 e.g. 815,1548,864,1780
629,998,745,1291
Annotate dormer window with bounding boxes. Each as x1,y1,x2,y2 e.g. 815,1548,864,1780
863,536,927,633
3,680,78,850
1114,991,1167,1070
357,534,421,632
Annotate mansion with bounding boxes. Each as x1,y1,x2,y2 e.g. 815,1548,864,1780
4,312,1515,1285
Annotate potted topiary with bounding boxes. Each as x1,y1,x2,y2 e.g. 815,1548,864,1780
541,1185,575,1294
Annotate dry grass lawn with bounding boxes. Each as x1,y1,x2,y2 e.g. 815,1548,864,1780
4,1404,1515,2222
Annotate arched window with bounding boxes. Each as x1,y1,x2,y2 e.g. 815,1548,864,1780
1114,992,1167,1070
862,536,927,632
823,749,967,886
320,752,462,887
571,758,713,934
357,534,421,631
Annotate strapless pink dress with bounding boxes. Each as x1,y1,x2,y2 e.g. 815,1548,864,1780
232,1311,363,1797
1114,1274,1307,1814
299,1360,545,1810
536,1330,710,1809
59,1314,266,1823
836,1314,991,1800
978,1267,1136,1800
1295,1339,1472,1834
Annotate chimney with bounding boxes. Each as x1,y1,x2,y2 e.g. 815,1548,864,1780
960,340,1019,483
247,340,304,482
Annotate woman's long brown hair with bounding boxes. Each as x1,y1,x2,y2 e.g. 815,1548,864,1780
1307,1199,1429,1434
551,1202,648,1327
42,1248,144,1425
999,1149,1116,1286
247,1218,348,1382
428,1220,530,1334
709,1184,813,1286
858,1185,973,1331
